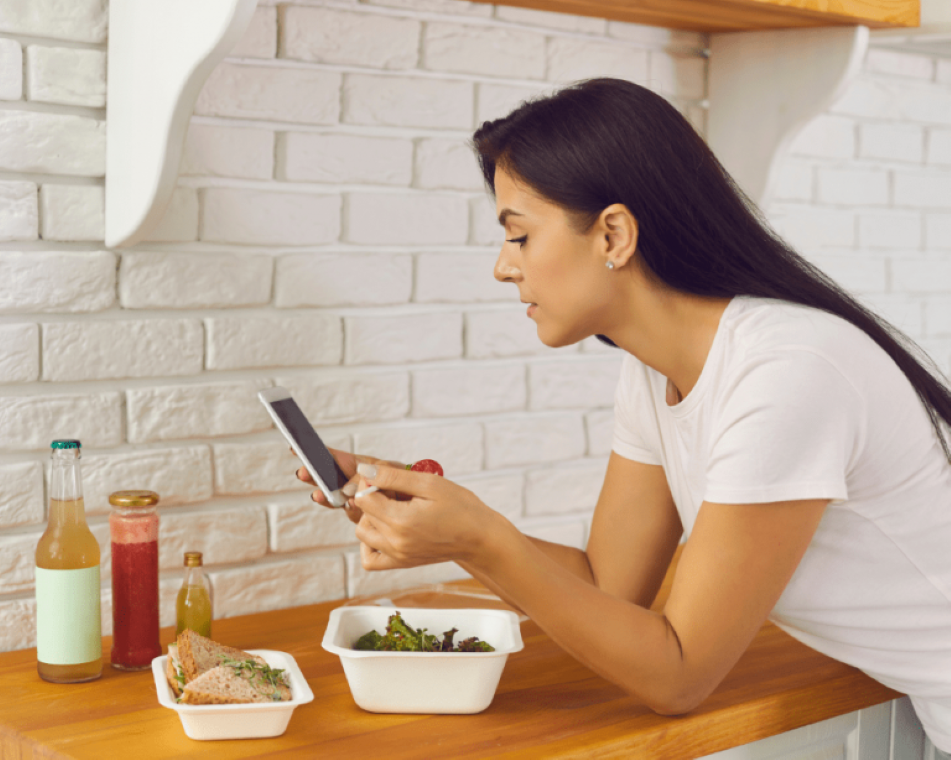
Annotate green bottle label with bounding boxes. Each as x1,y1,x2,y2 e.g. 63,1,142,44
35,566,102,665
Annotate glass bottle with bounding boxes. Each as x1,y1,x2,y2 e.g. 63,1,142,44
35,440,102,683
176,552,212,638
109,490,161,670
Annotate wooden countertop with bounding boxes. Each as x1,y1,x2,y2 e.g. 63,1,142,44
0,556,900,759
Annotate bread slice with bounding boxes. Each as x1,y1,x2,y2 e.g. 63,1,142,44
180,666,270,705
176,629,266,682
179,665,292,705
166,643,185,698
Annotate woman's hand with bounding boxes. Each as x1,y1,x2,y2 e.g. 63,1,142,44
294,448,403,525
352,463,499,569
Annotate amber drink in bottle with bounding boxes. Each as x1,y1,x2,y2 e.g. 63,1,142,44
176,551,212,638
35,440,102,683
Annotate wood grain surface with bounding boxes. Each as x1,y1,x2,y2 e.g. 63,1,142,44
0,555,900,760
466,0,919,31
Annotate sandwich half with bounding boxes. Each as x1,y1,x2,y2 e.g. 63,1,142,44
166,630,291,704
179,664,292,705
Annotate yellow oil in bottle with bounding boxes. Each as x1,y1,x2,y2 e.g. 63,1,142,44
35,495,103,683
175,552,212,638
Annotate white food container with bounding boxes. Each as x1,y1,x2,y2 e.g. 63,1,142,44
322,606,523,714
151,649,314,740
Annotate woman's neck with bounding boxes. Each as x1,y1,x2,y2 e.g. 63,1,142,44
606,284,731,403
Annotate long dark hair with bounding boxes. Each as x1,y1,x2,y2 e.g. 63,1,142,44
472,77,951,461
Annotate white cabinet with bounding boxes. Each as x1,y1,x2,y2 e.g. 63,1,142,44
702,698,940,760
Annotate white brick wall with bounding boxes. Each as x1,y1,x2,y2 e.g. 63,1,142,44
0,0,709,652
83,447,214,513
195,63,341,124
0,181,37,241
274,253,413,307
42,319,204,381
126,380,272,443
346,193,469,245
0,461,43,528
118,252,272,309
26,46,106,107
0,324,39,383
0,111,105,175
206,313,342,370
277,133,413,185
0,38,22,100
280,6,420,69
202,188,341,245
0,251,115,312
343,74,473,129
39,185,104,241
0,392,123,451
769,44,951,366
181,124,274,179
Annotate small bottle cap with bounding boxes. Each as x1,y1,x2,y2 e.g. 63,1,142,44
184,551,203,567
51,439,81,449
108,490,160,508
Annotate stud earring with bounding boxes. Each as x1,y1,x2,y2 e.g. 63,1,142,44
606,261,615,270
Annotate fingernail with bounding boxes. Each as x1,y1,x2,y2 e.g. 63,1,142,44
356,463,377,479
341,481,357,497
354,486,379,499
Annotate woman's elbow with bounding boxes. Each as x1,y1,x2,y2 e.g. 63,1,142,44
649,690,706,716
633,677,714,716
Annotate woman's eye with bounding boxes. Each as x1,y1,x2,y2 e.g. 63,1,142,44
506,235,527,246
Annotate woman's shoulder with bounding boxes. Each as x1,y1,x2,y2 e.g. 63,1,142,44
725,297,877,362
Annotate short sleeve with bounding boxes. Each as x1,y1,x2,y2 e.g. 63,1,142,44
704,349,863,505
612,355,664,465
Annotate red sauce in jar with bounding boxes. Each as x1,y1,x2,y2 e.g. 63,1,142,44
109,492,161,670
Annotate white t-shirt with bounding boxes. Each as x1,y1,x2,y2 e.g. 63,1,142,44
612,296,951,750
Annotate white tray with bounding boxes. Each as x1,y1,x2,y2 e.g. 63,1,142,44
151,649,314,740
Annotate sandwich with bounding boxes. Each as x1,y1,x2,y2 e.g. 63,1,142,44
165,630,291,704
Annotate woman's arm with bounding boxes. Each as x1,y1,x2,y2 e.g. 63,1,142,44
470,496,828,714
352,463,827,715
458,453,682,612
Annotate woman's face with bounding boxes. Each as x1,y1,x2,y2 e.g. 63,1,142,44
493,168,614,348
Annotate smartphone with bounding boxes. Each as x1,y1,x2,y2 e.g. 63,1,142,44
258,387,349,508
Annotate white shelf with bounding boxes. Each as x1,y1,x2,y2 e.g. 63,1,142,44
104,0,257,249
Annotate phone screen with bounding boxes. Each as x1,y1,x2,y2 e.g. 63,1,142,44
268,397,348,491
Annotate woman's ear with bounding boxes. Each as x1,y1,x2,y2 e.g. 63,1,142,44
599,203,638,270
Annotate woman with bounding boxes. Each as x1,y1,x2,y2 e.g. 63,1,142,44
298,79,951,752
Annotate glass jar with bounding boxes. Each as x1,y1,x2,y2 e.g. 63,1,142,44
35,439,102,683
176,551,212,638
109,490,161,670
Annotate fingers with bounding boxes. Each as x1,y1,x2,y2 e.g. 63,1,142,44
360,541,406,571
355,512,396,558
340,475,360,498
343,499,363,524
355,462,433,501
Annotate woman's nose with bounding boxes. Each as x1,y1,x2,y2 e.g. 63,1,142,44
494,245,521,283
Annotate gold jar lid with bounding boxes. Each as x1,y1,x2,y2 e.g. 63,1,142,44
184,551,203,567
109,490,160,508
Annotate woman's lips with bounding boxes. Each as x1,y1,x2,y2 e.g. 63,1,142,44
526,303,537,317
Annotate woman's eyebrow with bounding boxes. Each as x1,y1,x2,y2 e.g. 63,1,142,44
498,208,524,226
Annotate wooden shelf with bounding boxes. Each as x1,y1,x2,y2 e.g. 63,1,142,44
472,0,920,32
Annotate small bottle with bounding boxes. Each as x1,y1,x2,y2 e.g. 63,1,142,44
35,440,102,683
176,552,212,638
109,490,161,670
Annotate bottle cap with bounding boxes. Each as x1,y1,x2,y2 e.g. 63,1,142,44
184,551,203,567
51,439,81,449
108,490,160,508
